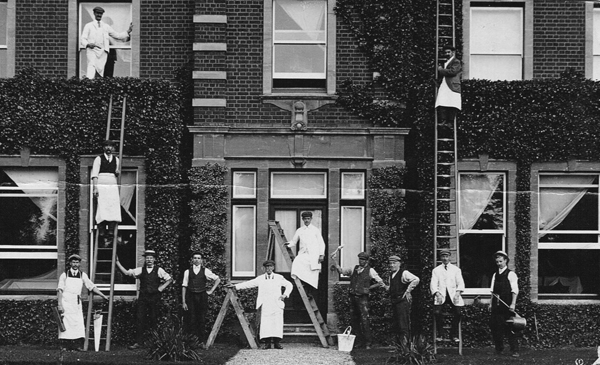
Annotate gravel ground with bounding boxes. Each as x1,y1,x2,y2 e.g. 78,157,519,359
225,343,355,365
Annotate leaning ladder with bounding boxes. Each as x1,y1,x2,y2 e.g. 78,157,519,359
84,95,127,351
433,0,462,356
266,220,334,348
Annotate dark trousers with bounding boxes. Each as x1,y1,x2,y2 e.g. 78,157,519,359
391,299,411,344
349,294,372,346
490,308,519,353
136,292,160,344
436,106,458,124
433,293,462,338
186,291,208,342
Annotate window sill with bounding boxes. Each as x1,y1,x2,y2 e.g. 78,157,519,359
261,93,337,101
536,298,600,305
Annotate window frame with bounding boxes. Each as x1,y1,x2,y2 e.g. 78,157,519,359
341,172,365,200
463,0,533,81
69,0,140,78
0,0,15,78
0,155,66,297
270,171,328,199
263,0,336,95
231,204,257,277
233,171,257,199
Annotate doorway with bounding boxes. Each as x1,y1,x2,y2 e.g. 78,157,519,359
270,205,328,323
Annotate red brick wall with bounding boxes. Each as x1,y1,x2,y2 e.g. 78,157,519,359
15,0,69,77
140,0,194,79
192,0,372,127
533,0,586,79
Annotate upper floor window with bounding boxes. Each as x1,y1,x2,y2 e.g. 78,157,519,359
538,174,600,299
0,1,7,78
593,8,600,80
273,0,326,89
78,2,133,78
469,5,523,81
264,0,335,94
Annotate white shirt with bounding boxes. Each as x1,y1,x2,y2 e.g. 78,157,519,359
182,266,219,287
91,154,120,179
125,266,172,281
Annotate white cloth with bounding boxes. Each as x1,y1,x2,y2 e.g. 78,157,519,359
490,267,519,294
80,21,129,78
287,224,325,289
430,263,465,306
91,155,121,224
182,266,219,287
235,273,293,339
57,270,96,339
435,57,462,110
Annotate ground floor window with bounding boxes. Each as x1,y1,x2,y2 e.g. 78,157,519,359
0,166,60,295
538,174,600,299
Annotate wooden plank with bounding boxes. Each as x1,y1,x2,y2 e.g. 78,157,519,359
206,291,232,348
230,290,258,349
294,278,329,348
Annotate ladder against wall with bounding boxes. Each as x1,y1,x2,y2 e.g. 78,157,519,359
84,95,127,352
433,0,462,356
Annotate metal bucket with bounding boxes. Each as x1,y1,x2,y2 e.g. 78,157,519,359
506,315,526,331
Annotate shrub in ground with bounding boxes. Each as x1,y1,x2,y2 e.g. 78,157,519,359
145,317,203,362
387,335,436,365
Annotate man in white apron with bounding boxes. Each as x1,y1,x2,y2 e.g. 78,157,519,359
80,6,132,79
430,249,464,343
91,140,121,246
230,260,293,349
57,254,108,351
285,211,325,290
435,45,462,126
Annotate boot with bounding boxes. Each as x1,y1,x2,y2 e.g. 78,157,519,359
273,338,283,349
262,338,271,350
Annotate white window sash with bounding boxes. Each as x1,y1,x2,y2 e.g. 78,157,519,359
232,205,256,277
340,206,364,273
270,172,327,199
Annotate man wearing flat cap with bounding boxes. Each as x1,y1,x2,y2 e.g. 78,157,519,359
332,252,385,349
91,140,121,246
384,255,420,344
116,250,173,349
285,211,325,290
80,6,133,78
430,249,464,343
228,260,293,349
489,250,520,357
57,254,108,351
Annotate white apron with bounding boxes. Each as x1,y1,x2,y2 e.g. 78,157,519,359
95,173,121,224
60,276,85,340
289,225,325,289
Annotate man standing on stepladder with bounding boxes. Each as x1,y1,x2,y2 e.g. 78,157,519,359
435,45,462,126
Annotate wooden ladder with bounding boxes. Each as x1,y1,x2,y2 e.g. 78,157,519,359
205,287,259,349
83,95,127,352
266,220,334,348
433,0,462,355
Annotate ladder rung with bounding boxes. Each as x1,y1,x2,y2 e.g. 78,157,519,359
437,162,455,166
437,187,452,190
437,175,454,178
436,235,456,239
437,211,456,214
438,150,454,154
439,36,453,39
437,223,454,226
437,198,455,201
438,138,454,141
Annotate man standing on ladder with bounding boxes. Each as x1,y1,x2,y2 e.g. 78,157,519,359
284,211,325,293
435,45,462,126
57,254,108,351
91,140,121,246
430,249,464,344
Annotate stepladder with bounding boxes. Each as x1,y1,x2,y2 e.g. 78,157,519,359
266,220,334,348
84,94,127,351
206,287,259,349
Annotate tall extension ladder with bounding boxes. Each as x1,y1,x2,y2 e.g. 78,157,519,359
266,220,334,348
84,95,127,351
433,0,462,356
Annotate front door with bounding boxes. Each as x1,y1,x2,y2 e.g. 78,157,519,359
271,205,328,323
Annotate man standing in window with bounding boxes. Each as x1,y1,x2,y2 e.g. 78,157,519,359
80,6,132,79
331,252,385,349
57,254,108,351
181,251,221,347
490,250,519,357
91,140,121,246
116,250,173,350
228,260,293,349
430,249,464,343
385,255,420,345
435,45,462,126
284,211,325,291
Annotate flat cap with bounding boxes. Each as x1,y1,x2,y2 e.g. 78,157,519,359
439,249,451,257
357,252,370,260
68,254,82,261
263,260,275,267
388,255,401,262
301,211,313,218
93,6,105,14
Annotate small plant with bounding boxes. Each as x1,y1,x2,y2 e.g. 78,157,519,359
145,317,203,362
387,335,436,365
